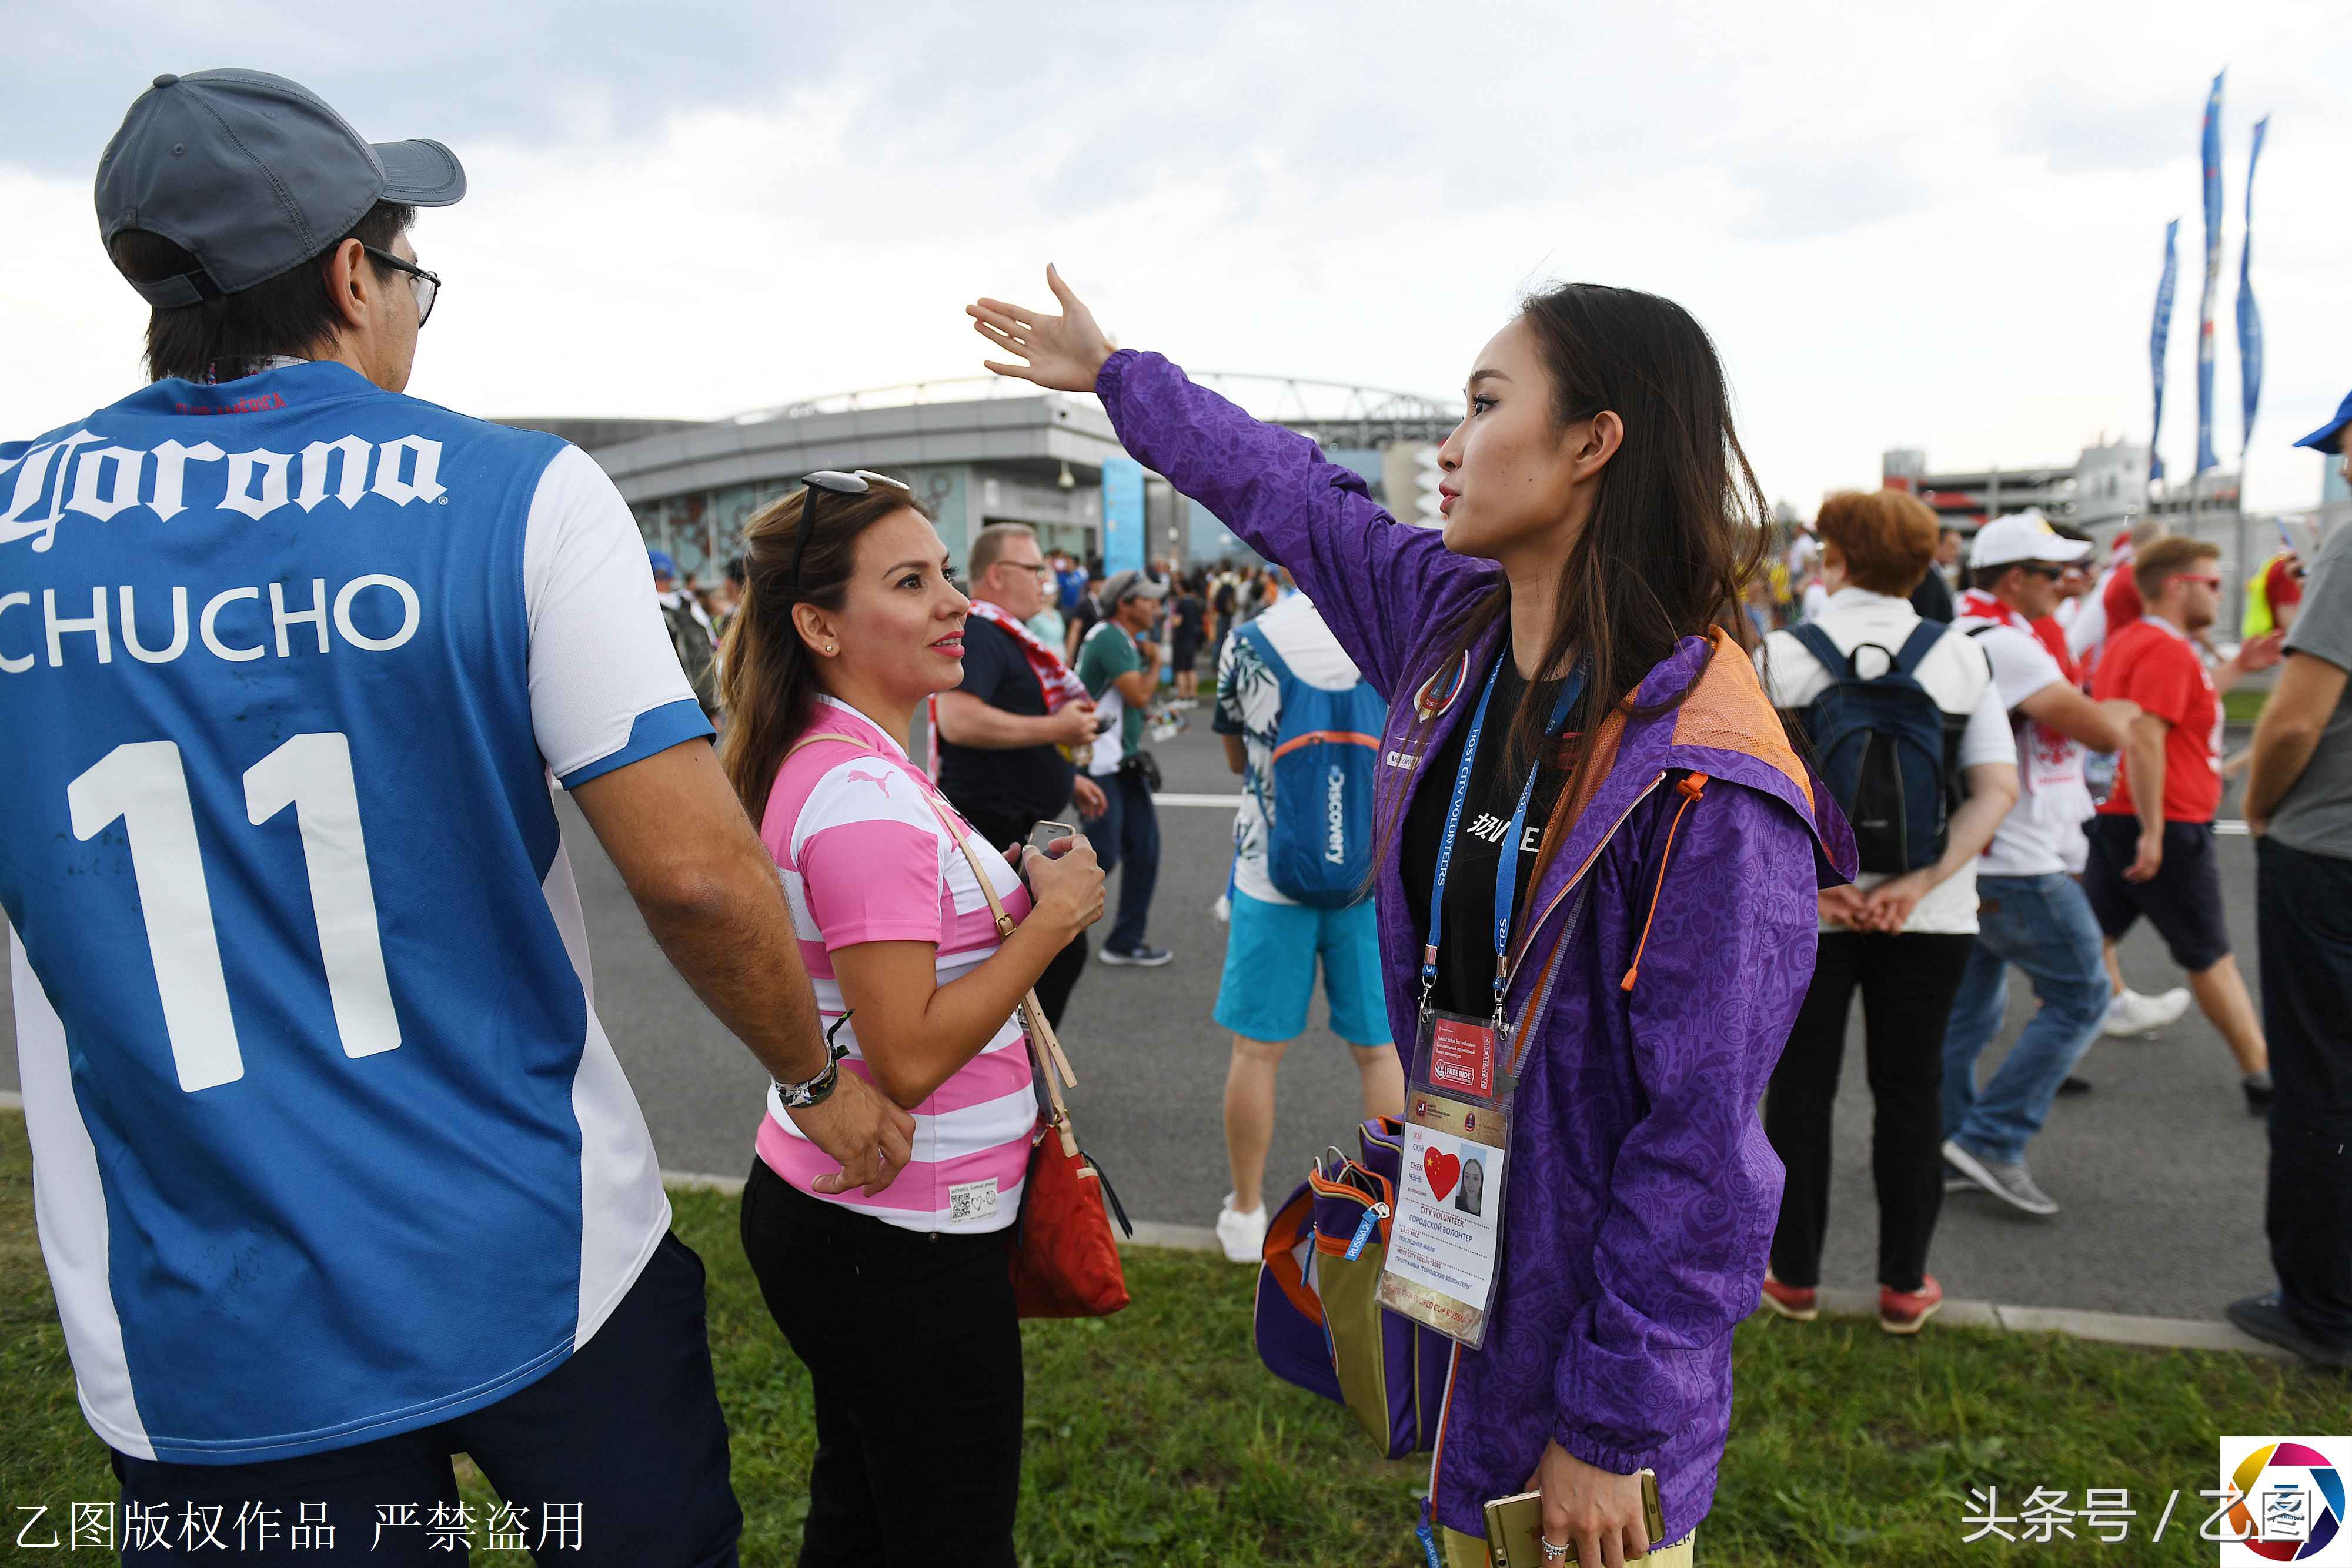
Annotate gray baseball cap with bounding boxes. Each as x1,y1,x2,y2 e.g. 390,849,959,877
95,69,466,309
1101,569,1169,606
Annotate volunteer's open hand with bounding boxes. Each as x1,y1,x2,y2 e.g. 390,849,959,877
1529,1441,1651,1568
969,266,1115,393
786,1069,915,1197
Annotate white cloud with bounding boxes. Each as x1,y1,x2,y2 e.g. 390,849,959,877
6,0,2349,514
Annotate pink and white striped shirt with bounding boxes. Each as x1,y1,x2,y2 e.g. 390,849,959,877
755,696,1036,1233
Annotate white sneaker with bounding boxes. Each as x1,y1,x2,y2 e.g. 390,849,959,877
1215,1194,1268,1264
2103,987,2191,1038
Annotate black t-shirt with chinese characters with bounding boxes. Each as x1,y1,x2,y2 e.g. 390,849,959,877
1398,658,1576,1020
934,616,1077,827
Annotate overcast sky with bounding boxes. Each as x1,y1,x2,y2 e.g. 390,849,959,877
6,0,2347,515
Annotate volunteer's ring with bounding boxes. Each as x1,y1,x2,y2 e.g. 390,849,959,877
1541,1539,1570,1563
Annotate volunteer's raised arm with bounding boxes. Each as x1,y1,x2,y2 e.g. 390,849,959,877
967,266,1489,699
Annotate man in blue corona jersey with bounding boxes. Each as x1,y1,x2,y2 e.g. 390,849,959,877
1,70,913,1565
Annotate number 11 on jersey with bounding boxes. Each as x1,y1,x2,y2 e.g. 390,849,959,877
67,733,401,1093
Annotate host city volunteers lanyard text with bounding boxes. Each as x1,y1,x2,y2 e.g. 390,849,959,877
1378,651,1586,1350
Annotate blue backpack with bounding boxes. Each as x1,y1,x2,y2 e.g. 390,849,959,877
1788,621,1967,876
1237,624,1385,907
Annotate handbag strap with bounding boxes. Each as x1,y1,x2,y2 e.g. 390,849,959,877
782,730,1084,1156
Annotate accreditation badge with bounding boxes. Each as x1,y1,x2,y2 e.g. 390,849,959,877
1377,1008,1515,1350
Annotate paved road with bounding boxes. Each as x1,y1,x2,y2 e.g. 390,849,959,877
1,717,2281,1323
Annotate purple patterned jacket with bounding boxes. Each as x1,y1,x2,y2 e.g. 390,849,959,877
1098,350,1857,1542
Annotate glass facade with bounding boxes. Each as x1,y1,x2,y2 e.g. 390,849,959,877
631,482,795,585
627,466,973,586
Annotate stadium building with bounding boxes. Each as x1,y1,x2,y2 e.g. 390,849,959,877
506,375,1459,584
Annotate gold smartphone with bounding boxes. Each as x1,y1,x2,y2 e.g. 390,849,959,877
1482,1470,1665,1566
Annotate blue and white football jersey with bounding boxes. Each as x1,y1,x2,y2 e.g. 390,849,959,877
0,361,711,1463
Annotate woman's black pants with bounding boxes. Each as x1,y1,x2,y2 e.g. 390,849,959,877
739,1159,1023,1567
1764,931,1976,1294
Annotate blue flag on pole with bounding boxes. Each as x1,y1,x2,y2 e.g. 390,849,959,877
2150,219,2179,483
2237,116,2268,457
2194,71,2223,476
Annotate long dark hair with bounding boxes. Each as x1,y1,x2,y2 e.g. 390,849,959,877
717,481,933,818
1407,284,1770,833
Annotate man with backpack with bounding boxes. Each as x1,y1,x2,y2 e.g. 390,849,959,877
1208,591,1404,1262
1940,514,2141,1216
652,549,720,718
1758,489,2017,1333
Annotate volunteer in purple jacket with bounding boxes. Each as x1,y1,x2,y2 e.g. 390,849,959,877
967,270,1854,1568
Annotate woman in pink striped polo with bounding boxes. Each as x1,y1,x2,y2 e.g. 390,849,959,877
717,473,1105,1567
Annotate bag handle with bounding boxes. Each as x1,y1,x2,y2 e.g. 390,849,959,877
783,731,1084,1157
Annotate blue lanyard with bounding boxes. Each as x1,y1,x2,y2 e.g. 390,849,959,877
1420,650,1586,1015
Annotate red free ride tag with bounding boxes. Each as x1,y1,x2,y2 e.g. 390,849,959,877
1428,1016,1496,1099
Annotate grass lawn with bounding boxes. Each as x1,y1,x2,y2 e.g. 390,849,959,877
4,1108,2346,1565
2224,687,2270,727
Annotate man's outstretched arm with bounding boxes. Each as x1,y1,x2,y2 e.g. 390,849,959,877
571,740,914,1193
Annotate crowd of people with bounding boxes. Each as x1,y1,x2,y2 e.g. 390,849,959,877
7,66,2348,1568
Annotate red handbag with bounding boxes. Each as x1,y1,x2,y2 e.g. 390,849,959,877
920,794,1132,1317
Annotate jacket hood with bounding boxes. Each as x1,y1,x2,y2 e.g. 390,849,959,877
1639,628,1855,886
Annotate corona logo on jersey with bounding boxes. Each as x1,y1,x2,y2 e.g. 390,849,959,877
0,427,443,673
0,427,447,552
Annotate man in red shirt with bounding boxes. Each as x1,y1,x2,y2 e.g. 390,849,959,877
2087,536,2285,1111
2262,550,2306,635
2068,515,2164,673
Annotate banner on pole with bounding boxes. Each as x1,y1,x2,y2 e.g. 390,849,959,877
1100,455,1145,576
2150,219,2179,483
2237,116,2268,459
2194,71,2223,476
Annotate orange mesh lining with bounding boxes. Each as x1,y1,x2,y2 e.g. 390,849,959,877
1672,629,1814,810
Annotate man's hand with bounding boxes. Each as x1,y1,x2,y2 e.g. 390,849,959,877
1529,1441,1651,1568
2235,631,2288,676
969,265,1116,393
1046,700,1100,749
1071,775,1108,817
2125,828,2164,883
784,1072,915,1196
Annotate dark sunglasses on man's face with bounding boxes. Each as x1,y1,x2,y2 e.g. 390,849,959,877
362,246,440,327
789,470,914,590
2021,563,2066,580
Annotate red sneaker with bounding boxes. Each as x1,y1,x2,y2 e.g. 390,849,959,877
1758,1271,1818,1322
1879,1275,1943,1335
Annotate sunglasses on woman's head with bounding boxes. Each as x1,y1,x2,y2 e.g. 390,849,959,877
789,470,916,590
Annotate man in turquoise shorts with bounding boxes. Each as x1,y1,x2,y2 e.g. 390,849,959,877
1211,589,1404,1262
